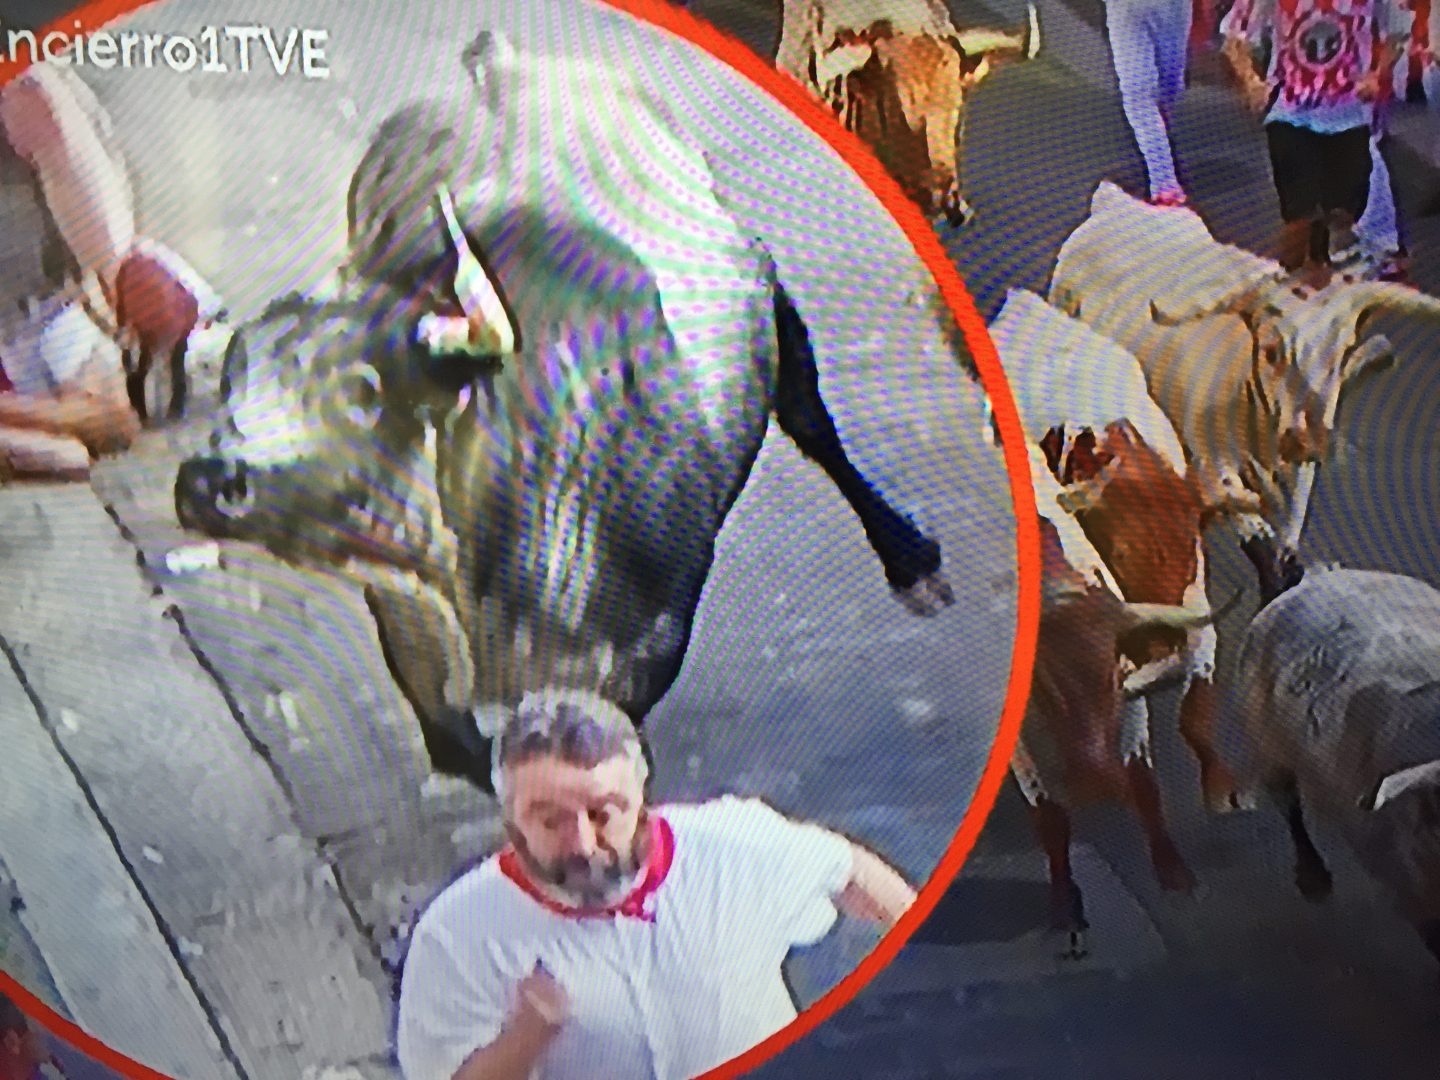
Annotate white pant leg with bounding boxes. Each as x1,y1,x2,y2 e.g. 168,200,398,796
1109,0,1184,196
1155,0,1195,111
1355,133,1400,254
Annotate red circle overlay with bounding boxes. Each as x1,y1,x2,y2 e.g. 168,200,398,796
0,0,1042,1077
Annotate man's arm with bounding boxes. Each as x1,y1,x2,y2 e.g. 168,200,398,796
1221,0,1275,111
450,984,564,1080
397,914,568,1080
833,842,918,929
1359,0,1411,99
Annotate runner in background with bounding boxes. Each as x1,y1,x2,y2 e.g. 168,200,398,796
1107,0,1196,206
0,62,225,481
1223,0,1409,287
1347,0,1413,280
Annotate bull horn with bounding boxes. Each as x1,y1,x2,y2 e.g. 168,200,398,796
1026,2,1041,58
1119,602,1214,632
433,185,518,356
1119,586,1245,633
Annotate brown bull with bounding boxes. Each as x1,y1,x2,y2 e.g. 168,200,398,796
1018,441,1232,957
777,0,1040,226
1042,419,1247,815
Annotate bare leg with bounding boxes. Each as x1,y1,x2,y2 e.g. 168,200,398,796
0,66,135,305
0,363,137,459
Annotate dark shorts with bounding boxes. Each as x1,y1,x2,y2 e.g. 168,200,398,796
1265,121,1372,224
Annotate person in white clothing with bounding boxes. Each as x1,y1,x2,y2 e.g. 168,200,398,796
1106,0,1196,206
395,689,919,1080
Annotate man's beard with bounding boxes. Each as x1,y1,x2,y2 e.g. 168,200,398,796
509,812,650,909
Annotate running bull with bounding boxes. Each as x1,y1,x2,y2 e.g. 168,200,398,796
1236,567,1440,976
991,292,1238,955
1049,181,1440,604
173,30,956,793
776,0,1040,227
1017,436,1226,957
991,287,1250,816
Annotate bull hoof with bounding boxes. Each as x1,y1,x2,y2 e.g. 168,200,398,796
1058,928,1089,961
1295,860,1333,903
938,190,974,230
895,571,955,617
1047,880,1089,950
1201,763,1257,815
1154,849,1198,894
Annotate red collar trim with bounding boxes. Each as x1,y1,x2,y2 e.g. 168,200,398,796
498,814,675,922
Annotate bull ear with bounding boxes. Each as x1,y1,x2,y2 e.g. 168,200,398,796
813,38,876,86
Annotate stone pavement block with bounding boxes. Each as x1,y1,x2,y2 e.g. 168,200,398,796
323,811,504,974
0,624,235,1080
91,455,432,842
0,858,67,1017
0,484,393,1076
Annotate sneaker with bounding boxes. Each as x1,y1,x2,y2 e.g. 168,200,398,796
1148,190,1190,208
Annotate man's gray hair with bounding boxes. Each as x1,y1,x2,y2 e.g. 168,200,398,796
490,689,648,806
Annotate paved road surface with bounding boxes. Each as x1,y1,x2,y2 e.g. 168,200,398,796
0,0,1018,1076
1,0,1439,1076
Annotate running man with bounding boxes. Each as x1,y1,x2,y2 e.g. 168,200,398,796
396,690,919,1080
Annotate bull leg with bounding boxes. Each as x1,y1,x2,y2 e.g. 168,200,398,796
1120,701,1197,893
771,281,953,616
167,337,189,421
353,561,492,793
1012,739,1088,958
1177,675,1251,814
125,344,151,424
1264,768,1332,901
1174,563,1252,814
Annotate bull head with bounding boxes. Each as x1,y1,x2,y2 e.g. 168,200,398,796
1151,273,1440,469
174,187,518,579
809,4,1039,228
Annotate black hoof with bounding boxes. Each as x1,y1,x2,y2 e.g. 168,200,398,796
1295,860,1333,902
1049,880,1089,937
1420,920,1440,968
1060,929,1089,961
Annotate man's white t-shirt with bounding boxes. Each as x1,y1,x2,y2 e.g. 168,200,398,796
396,796,856,1080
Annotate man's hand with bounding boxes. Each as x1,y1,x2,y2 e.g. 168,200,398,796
513,964,570,1033
450,964,570,1080
1241,75,1273,114
1355,70,1383,102
836,844,918,929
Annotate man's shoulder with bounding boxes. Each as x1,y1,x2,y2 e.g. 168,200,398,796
411,853,512,934
661,795,813,847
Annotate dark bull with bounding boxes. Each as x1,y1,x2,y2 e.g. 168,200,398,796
175,92,957,794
